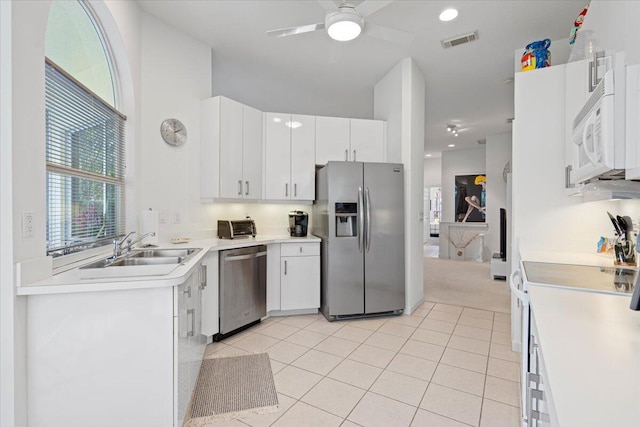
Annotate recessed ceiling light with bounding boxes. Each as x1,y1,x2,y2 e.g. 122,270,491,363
454,133,459,137
448,144,455,147
272,117,282,123
425,154,432,157
439,8,459,22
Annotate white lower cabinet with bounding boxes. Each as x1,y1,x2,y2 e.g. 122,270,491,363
267,242,320,313
200,252,219,338
524,314,556,426
27,287,175,427
280,242,320,311
281,255,320,310
26,264,208,427
176,266,207,426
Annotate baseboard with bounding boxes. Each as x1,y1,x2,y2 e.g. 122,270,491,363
267,308,318,317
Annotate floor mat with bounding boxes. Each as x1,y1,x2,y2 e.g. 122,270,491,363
183,352,279,426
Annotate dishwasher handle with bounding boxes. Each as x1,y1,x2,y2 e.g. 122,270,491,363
224,251,267,262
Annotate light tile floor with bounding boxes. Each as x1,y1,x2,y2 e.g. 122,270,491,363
201,302,521,427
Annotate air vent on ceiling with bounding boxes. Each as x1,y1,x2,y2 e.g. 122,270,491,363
441,31,478,49
477,139,486,145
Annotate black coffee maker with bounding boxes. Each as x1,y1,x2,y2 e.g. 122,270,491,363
288,211,308,237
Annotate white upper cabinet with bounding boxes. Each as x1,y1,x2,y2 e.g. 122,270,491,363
218,97,244,198
201,96,263,200
264,112,292,200
290,114,316,200
242,105,263,199
315,116,350,164
315,116,386,164
264,113,315,201
350,118,385,162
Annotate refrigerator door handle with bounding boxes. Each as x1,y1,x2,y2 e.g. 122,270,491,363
365,187,371,252
357,186,364,253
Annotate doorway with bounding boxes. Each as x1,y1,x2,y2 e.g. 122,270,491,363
423,186,441,258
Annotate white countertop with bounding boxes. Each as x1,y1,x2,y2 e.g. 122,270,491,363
17,235,320,296
520,248,624,268
528,285,640,427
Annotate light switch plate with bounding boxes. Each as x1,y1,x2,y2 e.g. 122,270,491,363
22,211,34,238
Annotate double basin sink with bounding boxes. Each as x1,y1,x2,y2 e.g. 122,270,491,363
79,248,202,279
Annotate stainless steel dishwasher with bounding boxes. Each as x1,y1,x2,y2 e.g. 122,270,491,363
215,245,267,341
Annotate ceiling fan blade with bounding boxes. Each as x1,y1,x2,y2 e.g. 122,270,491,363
267,22,325,38
356,0,393,17
316,0,338,11
364,22,413,44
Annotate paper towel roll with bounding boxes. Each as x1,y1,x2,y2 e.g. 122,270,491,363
139,210,159,245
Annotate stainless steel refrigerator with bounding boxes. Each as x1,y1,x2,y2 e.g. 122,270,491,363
313,161,405,320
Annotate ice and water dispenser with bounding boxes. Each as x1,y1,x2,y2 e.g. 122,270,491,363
335,203,358,237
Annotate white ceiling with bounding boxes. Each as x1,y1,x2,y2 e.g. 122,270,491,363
137,0,585,158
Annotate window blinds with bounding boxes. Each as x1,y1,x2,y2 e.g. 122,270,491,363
45,58,126,257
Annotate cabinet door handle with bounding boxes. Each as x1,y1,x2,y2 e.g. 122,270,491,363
245,181,249,196
237,180,242,196
285,183,289,197
200,265,207,290
589,51,605,92
299,246,302,253
565,165,573,189
353,150,356,161
187,308,194,337
183,286,191,298
284,260,287,275
345,149,348,161
294,183,297,197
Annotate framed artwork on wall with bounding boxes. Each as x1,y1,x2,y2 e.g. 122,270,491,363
454,174,486,222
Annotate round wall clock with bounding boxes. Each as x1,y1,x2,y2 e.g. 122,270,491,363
160,118,187,147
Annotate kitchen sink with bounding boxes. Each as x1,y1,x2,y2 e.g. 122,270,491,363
128,248,198,258
78,247,202,279
109,256,185,266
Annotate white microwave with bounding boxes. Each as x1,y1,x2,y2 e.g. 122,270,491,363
570,66,626,185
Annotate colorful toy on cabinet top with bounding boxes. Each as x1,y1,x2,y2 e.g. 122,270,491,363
521,39,551,72
569,3,589,46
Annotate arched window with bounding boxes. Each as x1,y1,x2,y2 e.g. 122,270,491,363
44,0,126,257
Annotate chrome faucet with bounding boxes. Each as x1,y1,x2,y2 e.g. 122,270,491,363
112,231,156,259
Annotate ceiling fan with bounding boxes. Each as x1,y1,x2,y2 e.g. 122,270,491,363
266,0,413,44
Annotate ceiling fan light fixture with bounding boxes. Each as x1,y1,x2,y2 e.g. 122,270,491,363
439,8,459,22
326,8,363,41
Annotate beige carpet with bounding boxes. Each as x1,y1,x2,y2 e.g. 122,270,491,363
424,257,511,314
184,353,279,426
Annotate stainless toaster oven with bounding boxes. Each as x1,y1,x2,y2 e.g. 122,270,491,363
217,219,256,239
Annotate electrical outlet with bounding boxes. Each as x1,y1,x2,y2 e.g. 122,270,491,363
159,210,167,224
22,211,34,238
174,211,182,224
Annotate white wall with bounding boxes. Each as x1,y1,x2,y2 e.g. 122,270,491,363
0,2,15,425
138,14,315,240
424,158,441,188
485,133,512,254
441,147,486,223
374,62,402,164
3,1,142,424
138,12,210,237
374,58,425,314
211,52,373,120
